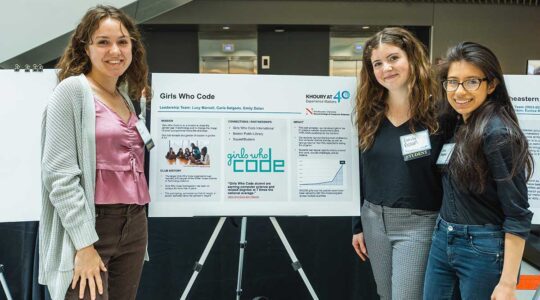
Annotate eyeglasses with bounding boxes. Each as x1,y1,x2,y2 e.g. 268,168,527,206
442,78,488,92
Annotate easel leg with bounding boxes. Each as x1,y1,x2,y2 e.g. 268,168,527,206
180,217,227,300
0,264,13,300
235,217,248,300
269,217,319,300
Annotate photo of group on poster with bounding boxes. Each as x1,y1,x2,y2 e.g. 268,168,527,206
165,140,211,166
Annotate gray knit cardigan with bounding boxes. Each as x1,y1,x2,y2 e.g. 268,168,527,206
39,74,141,299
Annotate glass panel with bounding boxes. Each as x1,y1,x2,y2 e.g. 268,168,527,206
229,59,257,74
200,58,229,74
329,37,369,60
198,32,257,75
330,60,357,77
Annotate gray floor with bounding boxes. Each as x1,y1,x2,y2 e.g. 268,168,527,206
517,261,540,300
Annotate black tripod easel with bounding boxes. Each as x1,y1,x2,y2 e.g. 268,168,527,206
0,264,13,300
180,217,319,300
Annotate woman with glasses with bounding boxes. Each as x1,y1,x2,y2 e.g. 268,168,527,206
40,5,151,299
423,42,533,299
351,27,446,299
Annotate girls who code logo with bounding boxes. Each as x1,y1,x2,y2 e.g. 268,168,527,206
226,148,285,173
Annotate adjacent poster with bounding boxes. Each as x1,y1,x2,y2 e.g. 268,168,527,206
507,75,540,224
148,74,360,217
0,69,57,222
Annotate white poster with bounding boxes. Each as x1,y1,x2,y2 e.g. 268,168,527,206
0,69,57,222
149,74,360,217
506,75,540,224
4,73,534,222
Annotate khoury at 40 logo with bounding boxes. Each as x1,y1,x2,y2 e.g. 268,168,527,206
305,90,351,104
333,90,351,103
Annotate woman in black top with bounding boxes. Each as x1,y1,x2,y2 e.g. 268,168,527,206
351,27,444,299
423,42,533,300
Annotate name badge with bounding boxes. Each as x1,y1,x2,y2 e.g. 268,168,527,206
436,143,456,166
135,119,155,151
399,130,431,161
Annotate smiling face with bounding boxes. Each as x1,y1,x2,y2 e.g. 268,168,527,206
86,17,132,81
446,60,497,121
370,43,410,93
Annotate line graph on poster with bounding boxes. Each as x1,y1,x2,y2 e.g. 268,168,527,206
298,159,346,187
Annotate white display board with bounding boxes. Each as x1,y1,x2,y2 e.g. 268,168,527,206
148,74,361,217
0,69,57,222
506,75,540,224
0,72,537,223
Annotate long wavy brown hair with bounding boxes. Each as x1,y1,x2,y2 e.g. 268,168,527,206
355,27,438,150
56,5,151,101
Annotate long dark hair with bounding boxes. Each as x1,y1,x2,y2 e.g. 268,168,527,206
355,27,439,150
56,5,151,101
439,42,533,193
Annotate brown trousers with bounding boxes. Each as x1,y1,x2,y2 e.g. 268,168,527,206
65,204,147,300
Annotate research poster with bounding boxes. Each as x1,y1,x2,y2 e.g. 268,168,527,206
507,75,540,224
148,74,360,217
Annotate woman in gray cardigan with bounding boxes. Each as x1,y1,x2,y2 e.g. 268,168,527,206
40,5,151,299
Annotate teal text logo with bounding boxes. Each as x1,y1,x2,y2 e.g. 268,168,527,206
226,148,285,172
334,90,351,103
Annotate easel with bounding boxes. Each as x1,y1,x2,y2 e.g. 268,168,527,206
180,217,319,300
0,264,13,300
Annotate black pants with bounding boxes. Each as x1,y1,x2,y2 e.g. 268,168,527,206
65,204,147,300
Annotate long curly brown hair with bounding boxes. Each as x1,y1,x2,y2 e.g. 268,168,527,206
355,27,438,150
56,5,151,101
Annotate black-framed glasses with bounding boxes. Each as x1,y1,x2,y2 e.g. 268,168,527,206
442,78,488,92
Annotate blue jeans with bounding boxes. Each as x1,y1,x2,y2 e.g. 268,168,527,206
423,217,504,300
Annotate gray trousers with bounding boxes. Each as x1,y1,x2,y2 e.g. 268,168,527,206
362,201,437,300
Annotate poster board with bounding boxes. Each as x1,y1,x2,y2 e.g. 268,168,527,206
506,75,540,224
148,73,361,217
0,72,538,222
0,69,57,222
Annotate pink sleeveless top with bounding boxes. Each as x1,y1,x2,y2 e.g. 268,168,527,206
94,97,150,205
